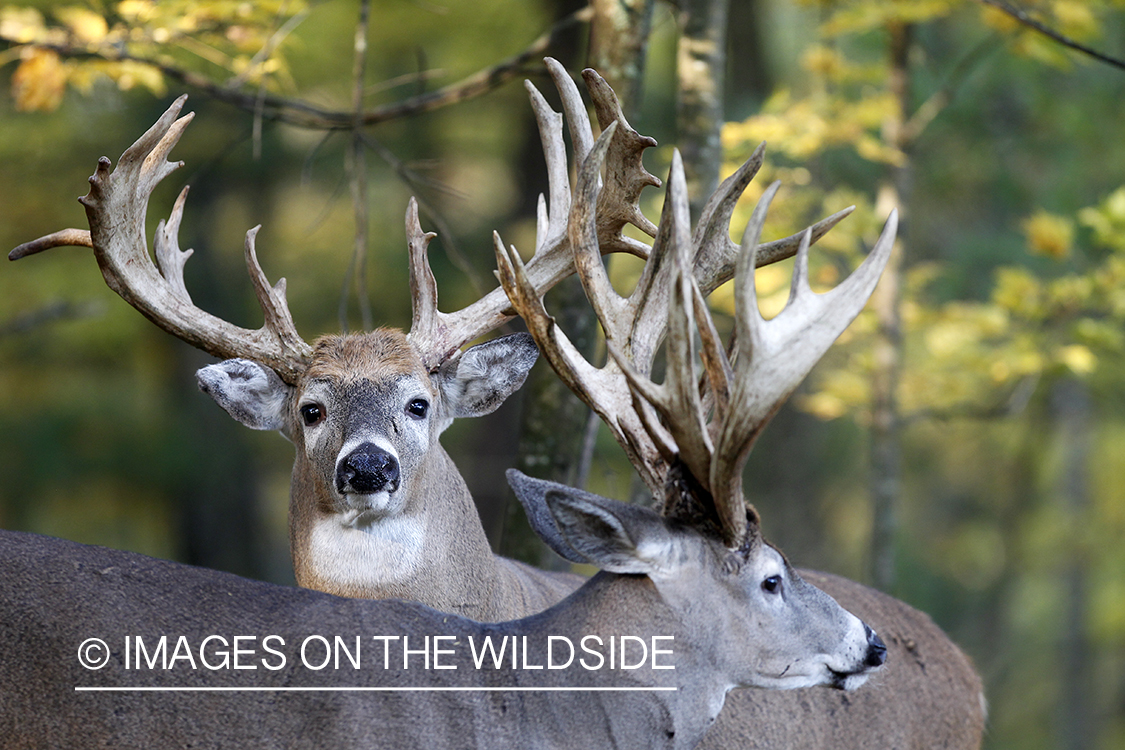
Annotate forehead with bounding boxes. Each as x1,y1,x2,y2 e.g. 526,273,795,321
303,329,430,386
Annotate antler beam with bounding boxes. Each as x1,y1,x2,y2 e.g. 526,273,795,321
9,95,312,384
406,58,660,371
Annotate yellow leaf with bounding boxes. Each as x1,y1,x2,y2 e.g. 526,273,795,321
979,4,1020,33
116,0,156,24
1057,344,1097,375
106,60,166,96
0,6,46,43
55,7,109,44
11,48,68,112
802,45,844,79
992,267,1043,319
1051,0,1098,39
1021,210,1074,259
798,392,849,421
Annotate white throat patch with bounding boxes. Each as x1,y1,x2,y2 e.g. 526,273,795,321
309,513,426,586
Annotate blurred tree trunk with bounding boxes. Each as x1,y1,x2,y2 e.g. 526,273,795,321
676,0,729,221
172,345,282,583
869,21,912,592
1051,378,1093,750
588,0,655,116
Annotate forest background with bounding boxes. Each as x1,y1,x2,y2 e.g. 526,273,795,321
0,1,1123,747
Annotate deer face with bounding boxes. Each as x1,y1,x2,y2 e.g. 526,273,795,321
507,470,886,694
295,336,437,523
196,329,539,526
702,540,886,691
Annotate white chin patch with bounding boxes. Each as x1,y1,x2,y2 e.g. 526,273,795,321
752,670,827,691
340,492,398,524
837,671,872,691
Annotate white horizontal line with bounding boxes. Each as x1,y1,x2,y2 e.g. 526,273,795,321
74,686,677,693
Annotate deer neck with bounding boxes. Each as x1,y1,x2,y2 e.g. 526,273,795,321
288,442,504,615
502,572,731,750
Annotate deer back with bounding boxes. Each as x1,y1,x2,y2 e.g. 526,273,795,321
0,472,885,750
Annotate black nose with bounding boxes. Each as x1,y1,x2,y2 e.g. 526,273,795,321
864,624,887,668
337,443,400,494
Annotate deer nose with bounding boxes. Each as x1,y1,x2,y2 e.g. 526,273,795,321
863,624,887,668
337,443,400,495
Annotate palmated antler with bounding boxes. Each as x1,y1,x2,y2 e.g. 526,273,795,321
9,95,312,384
610,164,896,545
496,105,868,498
496,70,896,544
406,58,660,371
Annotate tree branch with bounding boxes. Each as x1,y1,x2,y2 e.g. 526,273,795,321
975,0,1125,71
6,6,595,131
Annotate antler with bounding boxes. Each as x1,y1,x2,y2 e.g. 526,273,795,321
9,95,312,384
496,74,896,543
495,85,865,495
610,161,896,545
407,58,659,371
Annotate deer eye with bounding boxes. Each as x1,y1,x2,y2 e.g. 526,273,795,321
406,398,429,419
300,403,325,427
761,575,782,595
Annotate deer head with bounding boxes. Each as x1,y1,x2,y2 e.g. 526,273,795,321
6,63,667,609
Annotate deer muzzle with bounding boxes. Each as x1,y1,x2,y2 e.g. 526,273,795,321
863,623,888,669
336,442,400,496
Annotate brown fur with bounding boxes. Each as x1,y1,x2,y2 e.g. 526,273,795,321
305,329,428,386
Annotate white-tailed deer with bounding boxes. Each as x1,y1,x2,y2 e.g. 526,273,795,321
8,61,835,619
0,470,886,748
493,75,986,747
11,60,983,747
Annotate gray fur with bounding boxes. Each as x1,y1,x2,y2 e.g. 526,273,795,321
437,333,538,419
506,469,587,564
196,358,290,432
545,488,676,575
0,470,884,749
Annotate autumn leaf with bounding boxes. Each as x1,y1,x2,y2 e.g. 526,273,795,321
1021,210,1074,259
0,6,46,43
55,7,109,44
12,47,68,112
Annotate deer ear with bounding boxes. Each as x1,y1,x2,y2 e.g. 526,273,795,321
436,333,538,419
506,470,587,564
507,470,676,575
196,359,290,432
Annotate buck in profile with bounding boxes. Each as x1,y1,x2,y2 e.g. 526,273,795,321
11,60,984,748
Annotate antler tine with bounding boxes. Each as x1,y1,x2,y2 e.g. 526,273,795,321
690,141,856,297
619,144,851,383
544,57,594,168
582,68,660,257
637,152,714,482
498,64,894,542
524,77,570,254
154,186,194,304
409,57,660,371
708,201,899,531
11,95,312,384
569,122,633,337
496,122,670,492
606,152,749,544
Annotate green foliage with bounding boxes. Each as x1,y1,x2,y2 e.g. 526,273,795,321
1,1,308,110
2,1,1125,747
0,0,550,576
720,1,1125,747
